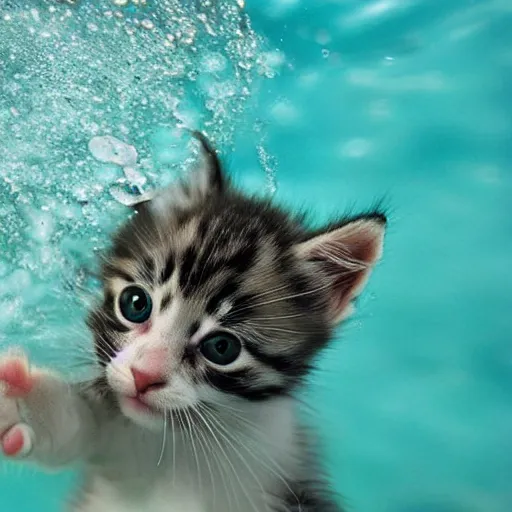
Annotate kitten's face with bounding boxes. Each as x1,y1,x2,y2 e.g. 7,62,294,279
87,133,386,429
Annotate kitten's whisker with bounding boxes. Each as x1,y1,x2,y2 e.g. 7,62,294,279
230,272,360,317
200,398,247,415
191,406,217,508
228,281,333,316
248,313,305,321
243,323,307,336
157,409,168,467
195,404,242,512
237,281,291,303
202,406,301,512
170,408,176,486
204,401,266,437
200,406,271,512
184,408,202,496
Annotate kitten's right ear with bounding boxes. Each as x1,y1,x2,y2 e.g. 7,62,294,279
126,131,225,215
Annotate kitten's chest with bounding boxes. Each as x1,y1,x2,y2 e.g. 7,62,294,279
80,462,278,512
78,480,206,512
78,405,296,512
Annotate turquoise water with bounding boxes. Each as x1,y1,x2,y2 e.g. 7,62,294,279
1,1,511,510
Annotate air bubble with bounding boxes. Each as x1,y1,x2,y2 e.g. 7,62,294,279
141,19,154,30
123,166,147,189
109,184,140,206
201,53,227,73
257,143,278,197
88,136,138,167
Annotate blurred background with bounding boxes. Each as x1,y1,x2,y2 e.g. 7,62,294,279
0,1,511,510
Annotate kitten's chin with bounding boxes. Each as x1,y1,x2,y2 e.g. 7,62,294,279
119,396,164,431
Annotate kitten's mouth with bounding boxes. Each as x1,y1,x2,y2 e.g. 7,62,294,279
120,394,161,417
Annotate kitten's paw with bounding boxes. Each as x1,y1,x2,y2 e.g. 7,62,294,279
0,350,86,466
1,423,34,458
0,351,52,460
0,353,35,398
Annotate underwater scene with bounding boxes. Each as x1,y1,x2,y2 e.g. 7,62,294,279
0,1,511,511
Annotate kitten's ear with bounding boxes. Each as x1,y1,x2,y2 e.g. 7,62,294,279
190,130,226,195
126,131,224,215
295,213,386,324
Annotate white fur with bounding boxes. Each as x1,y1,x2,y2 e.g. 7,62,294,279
76,397,298,511
0,361,300,511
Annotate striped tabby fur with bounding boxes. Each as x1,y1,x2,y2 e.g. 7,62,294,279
80,132,387,511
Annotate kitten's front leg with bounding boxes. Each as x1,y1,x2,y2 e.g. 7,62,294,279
0,350,96,467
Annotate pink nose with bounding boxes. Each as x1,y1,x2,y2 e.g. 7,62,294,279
131,368,167,394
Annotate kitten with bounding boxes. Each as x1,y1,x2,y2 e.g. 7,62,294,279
0,132,386,512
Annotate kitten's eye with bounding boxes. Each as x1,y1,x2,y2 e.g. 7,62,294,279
119,286,152,324
199,333,241,366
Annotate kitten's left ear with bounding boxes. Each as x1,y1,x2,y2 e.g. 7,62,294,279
190,130,226,195
295,213,386,324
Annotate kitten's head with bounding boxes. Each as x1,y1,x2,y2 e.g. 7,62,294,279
87,132,386,429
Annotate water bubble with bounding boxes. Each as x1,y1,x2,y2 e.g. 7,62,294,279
88,136,138,167
109,184,140,206
123,166,147,189
321,48,330,59
201,53,227,73
206,81,237,100
141,19,154,30
257,143,278,197
72,186,90,204
30,9,41,22
26,209,54,243
259,50,286,74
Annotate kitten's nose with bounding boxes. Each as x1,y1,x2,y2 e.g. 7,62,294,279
131,368,167,395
